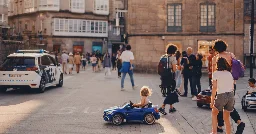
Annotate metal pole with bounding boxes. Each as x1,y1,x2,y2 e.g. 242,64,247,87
250,0,254,78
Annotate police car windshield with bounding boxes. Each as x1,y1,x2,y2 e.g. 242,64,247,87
1,57,35,71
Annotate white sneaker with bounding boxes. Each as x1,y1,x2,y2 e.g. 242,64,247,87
192,96,197,101
132,85,138,90
121,88,125,91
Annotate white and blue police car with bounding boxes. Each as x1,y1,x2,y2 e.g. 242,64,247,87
0,50,63,93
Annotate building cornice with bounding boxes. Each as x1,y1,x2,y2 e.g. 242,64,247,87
8,10,109,19
128,33,244,37
52,36,106,39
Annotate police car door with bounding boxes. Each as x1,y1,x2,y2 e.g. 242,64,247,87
40,55,56,85
48,55,60,84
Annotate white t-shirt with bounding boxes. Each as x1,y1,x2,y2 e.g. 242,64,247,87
120,50,134,62
248,87,256,93
212,71,234,94
61,53,69,63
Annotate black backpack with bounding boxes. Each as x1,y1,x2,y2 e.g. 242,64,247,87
158,54,172,76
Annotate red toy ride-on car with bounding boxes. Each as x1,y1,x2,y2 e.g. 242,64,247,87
196,89,212,108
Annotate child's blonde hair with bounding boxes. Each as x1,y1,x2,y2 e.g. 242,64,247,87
140,86,152,97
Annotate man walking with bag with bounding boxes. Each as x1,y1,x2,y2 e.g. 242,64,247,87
74,52,82,74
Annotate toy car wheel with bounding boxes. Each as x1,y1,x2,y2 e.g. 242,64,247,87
112,114,123,126
144,113,155,125
197,102,203,108
241,99,248,111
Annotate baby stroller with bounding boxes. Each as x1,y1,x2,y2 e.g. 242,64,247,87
159,73,179,97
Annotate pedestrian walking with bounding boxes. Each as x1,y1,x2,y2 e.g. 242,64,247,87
68,52,75,74
211,57,234,134
193,53,203,95
61,51,69,74
158,44,179,115
97,57,102,71
74,52,82,74
81,54,87,70
103,53,112,77
112,53,117,70
180,47,197,100
90,54,97,72
116,50,122,78
120,45,137,91
211,40,245,134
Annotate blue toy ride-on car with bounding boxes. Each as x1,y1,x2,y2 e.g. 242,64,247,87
103,101,160,125
241,92,256,111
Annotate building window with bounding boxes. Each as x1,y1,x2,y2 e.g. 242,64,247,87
200,3,216,32
0,14,6,24
113,27,117,34
94,0,109,15
167,4,182,32
70,0,85,13
117,11,124,18
0,0,7,6
39,0,60,11
24,0,35,13
53,18,108,37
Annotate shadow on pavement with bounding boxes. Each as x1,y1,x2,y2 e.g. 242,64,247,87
0,86,62,106
103,122,165,133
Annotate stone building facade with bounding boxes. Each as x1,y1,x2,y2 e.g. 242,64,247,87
108,0,128,55
8,0,110,54
243,0,256,68
126,0,244,72
0,0,8,26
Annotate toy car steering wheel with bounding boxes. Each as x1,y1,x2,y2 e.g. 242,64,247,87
129,101,134,109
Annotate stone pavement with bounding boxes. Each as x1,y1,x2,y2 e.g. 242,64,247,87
0,67,255,134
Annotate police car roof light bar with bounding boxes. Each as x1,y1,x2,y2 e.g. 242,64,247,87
16,49,48,53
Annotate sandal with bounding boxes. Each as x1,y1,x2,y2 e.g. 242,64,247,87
158,107,167,115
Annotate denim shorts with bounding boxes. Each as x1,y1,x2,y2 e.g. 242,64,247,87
92,63,97,67
214,92,235,112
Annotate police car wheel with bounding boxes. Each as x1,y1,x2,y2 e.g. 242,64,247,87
57,74,63,87
37,77,46,93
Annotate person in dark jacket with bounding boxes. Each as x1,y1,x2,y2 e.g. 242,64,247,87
116,50,122,78
180,47,197,100
193,53,203,95
103,53,112,76
112,53,117,70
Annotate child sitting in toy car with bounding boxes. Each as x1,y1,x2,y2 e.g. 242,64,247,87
132,86,152,108
247,78,256,94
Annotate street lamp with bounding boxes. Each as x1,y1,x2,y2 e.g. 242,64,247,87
250,0,255,78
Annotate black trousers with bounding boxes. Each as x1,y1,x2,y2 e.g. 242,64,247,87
217,108,241,126
194,76,201,95
112,62,116,69
209,78,212,89
217,84,240,127
117,67,121,77
183,74,196,96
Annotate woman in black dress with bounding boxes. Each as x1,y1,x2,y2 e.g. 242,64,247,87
158,44,179,114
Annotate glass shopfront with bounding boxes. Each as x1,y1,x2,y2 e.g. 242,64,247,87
73,41,84,54
197,40,213,68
